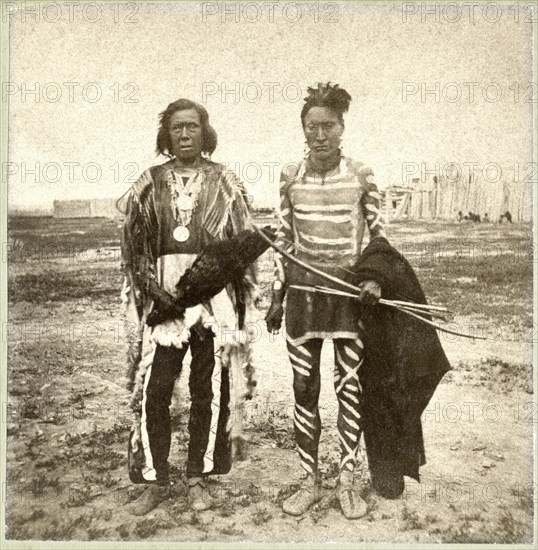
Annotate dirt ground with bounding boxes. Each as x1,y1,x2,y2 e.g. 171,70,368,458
4,217,535,543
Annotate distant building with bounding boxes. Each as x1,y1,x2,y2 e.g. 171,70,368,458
53,198,121,219
8,207,53,217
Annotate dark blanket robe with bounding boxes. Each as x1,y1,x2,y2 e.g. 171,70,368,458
353,237,451,498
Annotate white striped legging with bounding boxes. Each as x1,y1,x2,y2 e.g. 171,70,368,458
287,330,364,476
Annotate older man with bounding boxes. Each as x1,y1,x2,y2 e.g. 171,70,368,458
121,99,255,515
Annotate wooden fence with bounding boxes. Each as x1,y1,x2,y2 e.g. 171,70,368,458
383,172,532,223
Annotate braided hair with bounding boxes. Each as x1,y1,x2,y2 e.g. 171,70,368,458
300,82,352,127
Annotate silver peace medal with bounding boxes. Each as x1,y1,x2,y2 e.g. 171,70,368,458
177,194,194,210
173,226,190,242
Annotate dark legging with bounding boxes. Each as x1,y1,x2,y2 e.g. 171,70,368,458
286,331,364,476
143,328,231,483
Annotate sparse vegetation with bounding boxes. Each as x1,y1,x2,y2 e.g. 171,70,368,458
251,506,273,525
401,503,424,531
5,217,533,542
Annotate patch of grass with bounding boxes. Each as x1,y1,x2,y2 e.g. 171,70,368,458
63,484,94,508
321,460,340,481
400,503,424,530
249,408,295,450
510,485,535,514
70,424,128,473
87,525,110,539
429,519,485,543
496,509,533,543
116,523,131,538
218,498,237,518
219,522,245,537
251,506,273,525
9,342,77,379
451,357,533,393
310,506,330,524
41,517,78,540
185,511,201,526
8,216,121,261
417,255,532,321
9,266,121,303
461,511,482,521
134,518,159,538
429,507,532,543
6,507,48,539
25,474,62,497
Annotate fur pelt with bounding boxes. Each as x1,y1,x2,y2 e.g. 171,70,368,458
146,227,275,327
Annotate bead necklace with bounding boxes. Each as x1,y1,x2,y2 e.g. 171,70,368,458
166,168,202,242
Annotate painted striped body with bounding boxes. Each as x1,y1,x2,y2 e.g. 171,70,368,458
274,155,386,477
274,155,386,344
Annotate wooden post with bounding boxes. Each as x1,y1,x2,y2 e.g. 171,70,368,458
455,175,463,216
423,190,431,219
432,177,438,219
394,191,410,219
448,177,455,220
441,177,449,218
433,176,442,219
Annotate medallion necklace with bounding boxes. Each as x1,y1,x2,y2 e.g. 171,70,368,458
166,167,202,242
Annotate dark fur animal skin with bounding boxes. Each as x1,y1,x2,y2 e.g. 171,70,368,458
352,237,451,497
146,227,276,326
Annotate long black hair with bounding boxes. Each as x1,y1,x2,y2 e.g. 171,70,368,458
156,98,218,158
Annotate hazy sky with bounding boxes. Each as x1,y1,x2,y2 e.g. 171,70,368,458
6,1,534,209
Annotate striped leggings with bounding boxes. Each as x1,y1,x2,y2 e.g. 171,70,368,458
287,330,364,476
142,329,231,483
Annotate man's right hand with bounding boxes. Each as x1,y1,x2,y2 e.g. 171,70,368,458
265,299,284,334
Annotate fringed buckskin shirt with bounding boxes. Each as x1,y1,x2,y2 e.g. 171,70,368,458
121,158,256,388
274,155,386,345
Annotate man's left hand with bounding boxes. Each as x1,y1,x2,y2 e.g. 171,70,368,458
357,280,381,305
